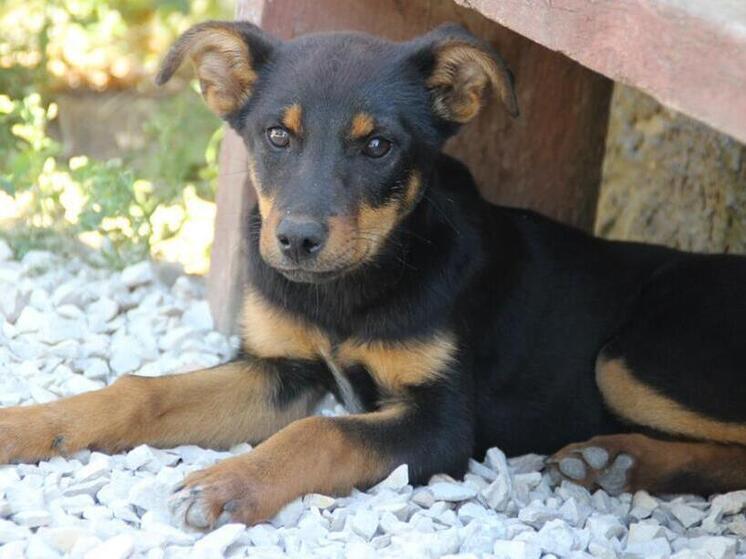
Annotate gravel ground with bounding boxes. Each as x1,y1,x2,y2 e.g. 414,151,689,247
0,243,745,558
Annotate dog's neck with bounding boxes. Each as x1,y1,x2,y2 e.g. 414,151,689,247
246,154,484,340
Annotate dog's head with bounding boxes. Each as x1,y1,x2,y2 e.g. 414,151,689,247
157,22,517,283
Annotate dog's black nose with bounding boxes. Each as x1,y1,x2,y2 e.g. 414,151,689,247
276,217,327,262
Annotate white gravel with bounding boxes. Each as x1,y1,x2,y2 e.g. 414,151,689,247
0,241,745,558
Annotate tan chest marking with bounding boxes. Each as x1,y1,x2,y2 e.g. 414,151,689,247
338,334,457,392
242,290,456,392
242,289,331,360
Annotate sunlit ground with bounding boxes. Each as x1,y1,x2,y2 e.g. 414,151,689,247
0,186,216,275
151,188,215,275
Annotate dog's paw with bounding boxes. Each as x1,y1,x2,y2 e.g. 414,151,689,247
169,456,279,529
546,435,640,495
0,406,60,464
169,484,225,529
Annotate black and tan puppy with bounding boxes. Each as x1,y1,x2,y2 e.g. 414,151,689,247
2,21,746,528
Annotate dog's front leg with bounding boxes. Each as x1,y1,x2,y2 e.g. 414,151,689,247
172,381,474,528
0,357,328,463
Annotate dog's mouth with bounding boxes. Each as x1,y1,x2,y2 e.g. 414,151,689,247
273,266,351,284
260,235,374,284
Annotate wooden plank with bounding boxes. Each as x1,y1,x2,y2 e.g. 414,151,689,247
206,128,255,334
206,0,263,333
454,0,746,144
208,0,612,333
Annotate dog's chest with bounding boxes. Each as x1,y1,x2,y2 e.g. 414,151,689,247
241,289,456,403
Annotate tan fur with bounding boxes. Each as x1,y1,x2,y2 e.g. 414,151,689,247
180,405,404,525
597,357,746,445
320,170,422,267
242,290,456,392
256,191,274,221
427,42,517,122
0,362,322,462
323,214,360,265
257,198,405,274
242,288,331,359
241,290,456,392
355,200,400,261
349,112,375,139
402,170,423,213
339,333,457,391
171,27,256,116
281,104,303,136
255,191,284,265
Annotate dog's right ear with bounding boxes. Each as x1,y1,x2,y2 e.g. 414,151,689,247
156,21,276,118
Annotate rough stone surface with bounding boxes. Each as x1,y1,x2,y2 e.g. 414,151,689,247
597,84,746,255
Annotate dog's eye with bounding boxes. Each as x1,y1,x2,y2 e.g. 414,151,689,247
362,137,391,158
267,127,290,148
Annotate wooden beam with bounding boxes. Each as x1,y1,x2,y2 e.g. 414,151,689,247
454,0,746,144
208,0,612,333
206,128,254,335
206,1,260,334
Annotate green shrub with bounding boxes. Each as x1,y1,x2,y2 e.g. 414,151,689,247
0,88,222,268
0,0,230,269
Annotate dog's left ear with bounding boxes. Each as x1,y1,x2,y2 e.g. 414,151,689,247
155,21,276,118
411,24,519,122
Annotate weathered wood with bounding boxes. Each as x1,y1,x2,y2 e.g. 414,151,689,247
454,0,746,145
206,128,254,334
209,0,613,333
206,0,262,333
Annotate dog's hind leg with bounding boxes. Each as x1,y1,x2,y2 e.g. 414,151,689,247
0,357,329,463
551,355,746,495
548,353,746,495
548,353,746,494
550,259,746,495
548,432,746,495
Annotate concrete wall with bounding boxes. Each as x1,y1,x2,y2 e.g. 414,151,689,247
596,85,746,254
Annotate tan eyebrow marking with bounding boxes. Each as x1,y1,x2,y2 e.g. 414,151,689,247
281,104,303,136
349,112,375,139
